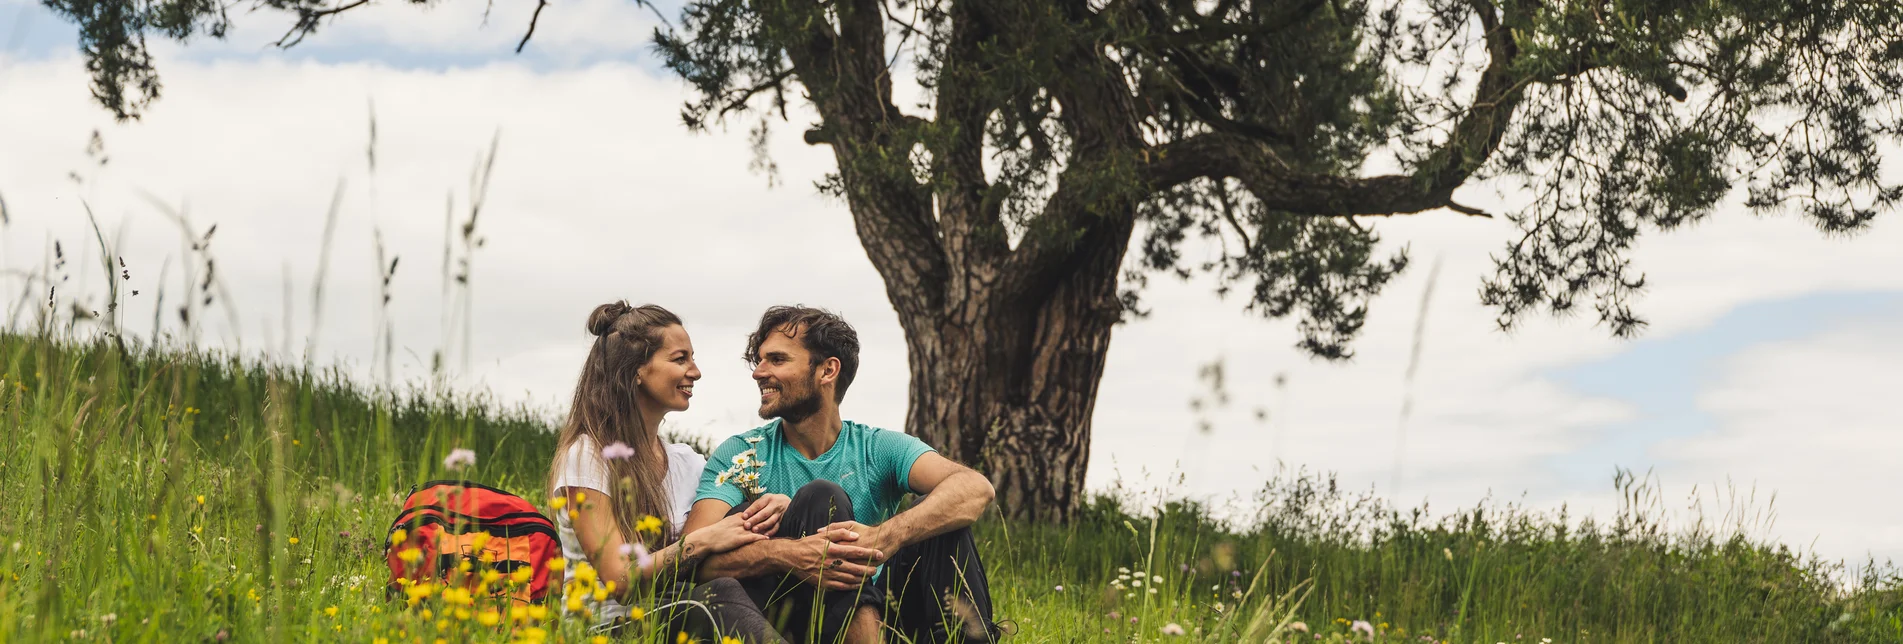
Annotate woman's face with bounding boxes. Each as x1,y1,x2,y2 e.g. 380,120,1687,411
637,324,700,413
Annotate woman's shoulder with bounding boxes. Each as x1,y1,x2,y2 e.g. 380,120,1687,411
665,442,707,466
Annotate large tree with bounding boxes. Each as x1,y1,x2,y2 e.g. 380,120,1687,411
50,0,1903,521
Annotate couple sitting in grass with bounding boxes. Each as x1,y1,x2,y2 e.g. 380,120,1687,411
546,302,1000,643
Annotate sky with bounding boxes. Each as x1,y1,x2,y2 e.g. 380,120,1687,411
4,0,1901,570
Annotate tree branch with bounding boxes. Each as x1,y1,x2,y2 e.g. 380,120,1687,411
274,0,371,49
515,0,549,54
1139,0,1527,218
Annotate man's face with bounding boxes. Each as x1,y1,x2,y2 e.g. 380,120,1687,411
753,326,825,423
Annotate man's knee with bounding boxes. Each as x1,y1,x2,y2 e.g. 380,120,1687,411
790,479,854,524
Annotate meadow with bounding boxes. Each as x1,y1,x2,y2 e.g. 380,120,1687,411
2,331,1901,643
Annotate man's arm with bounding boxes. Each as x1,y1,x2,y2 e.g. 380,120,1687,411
842,452,994,556
685,498,883,589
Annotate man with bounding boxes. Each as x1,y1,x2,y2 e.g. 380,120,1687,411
683,306,1000,644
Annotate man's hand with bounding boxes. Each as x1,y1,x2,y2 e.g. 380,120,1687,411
789,527,884,591
821,521,896,562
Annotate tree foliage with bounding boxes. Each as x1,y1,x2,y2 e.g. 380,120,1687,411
49,0,1903,352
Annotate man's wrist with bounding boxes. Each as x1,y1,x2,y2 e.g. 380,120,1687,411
764,538,798,573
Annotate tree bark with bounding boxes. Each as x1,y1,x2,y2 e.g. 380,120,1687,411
898,212,1134,523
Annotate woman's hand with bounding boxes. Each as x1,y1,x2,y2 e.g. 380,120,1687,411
685,512,771,555
739,494,791,536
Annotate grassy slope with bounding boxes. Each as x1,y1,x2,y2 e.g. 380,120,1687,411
2,334,1899,643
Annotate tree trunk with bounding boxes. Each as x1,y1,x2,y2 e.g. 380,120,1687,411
899,217,1135,524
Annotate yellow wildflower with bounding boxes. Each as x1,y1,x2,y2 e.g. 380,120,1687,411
454,608,471,621
288,537,299,545
548,497,566,510
470,532,492,550
510,567,532,585
397,548,423,564
195,495,205,505
390,529,408,545
592,587,608,602
566,596,585,613
575,562,597,584
323,606,338,617
477,610,501,627
509,606,528,622
526,605,549,622
626,606,645,621
576,491,587,503
592,637,611,644
480,570,502,585
722,638,744,644
434,619,449,632
546,557,565,572
636,515,664,535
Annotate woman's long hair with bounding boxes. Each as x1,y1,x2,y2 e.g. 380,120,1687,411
548,301,683,546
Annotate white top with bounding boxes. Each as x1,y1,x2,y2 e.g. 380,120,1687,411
551,435,707,625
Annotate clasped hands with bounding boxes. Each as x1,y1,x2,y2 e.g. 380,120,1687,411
793,521,890,591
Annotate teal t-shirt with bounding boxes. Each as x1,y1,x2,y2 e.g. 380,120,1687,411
694,419,934,526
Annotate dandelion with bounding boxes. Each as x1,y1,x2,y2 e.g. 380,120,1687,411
323,606,338,617
288,537,299,545
549,497,567,510
390,529,408,546
627,606,645,621
443,448,477,471
195,495,205,505
1161,623,1186,636
601,442,637,460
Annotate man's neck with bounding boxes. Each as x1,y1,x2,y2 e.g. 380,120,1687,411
780,407,845,460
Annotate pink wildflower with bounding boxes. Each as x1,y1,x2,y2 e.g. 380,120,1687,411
601,441,637,460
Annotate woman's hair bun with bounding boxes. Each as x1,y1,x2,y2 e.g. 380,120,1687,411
588,301,634,337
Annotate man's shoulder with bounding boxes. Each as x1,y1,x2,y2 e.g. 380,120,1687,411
712,420,783,454
843,420,931,451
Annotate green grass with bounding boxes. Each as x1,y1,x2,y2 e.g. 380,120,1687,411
3,332,1901,643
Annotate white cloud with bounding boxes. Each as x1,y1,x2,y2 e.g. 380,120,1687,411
1649,316,1903,564
3,33,1903,570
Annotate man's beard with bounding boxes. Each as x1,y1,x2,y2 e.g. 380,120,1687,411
760,380,824,424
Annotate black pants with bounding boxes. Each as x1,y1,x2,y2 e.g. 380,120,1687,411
731,480,997,644
653,577,788,644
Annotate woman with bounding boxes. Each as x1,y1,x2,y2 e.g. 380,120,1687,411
548,301,787,642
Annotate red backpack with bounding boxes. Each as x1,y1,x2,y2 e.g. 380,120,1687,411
385,480,559,604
